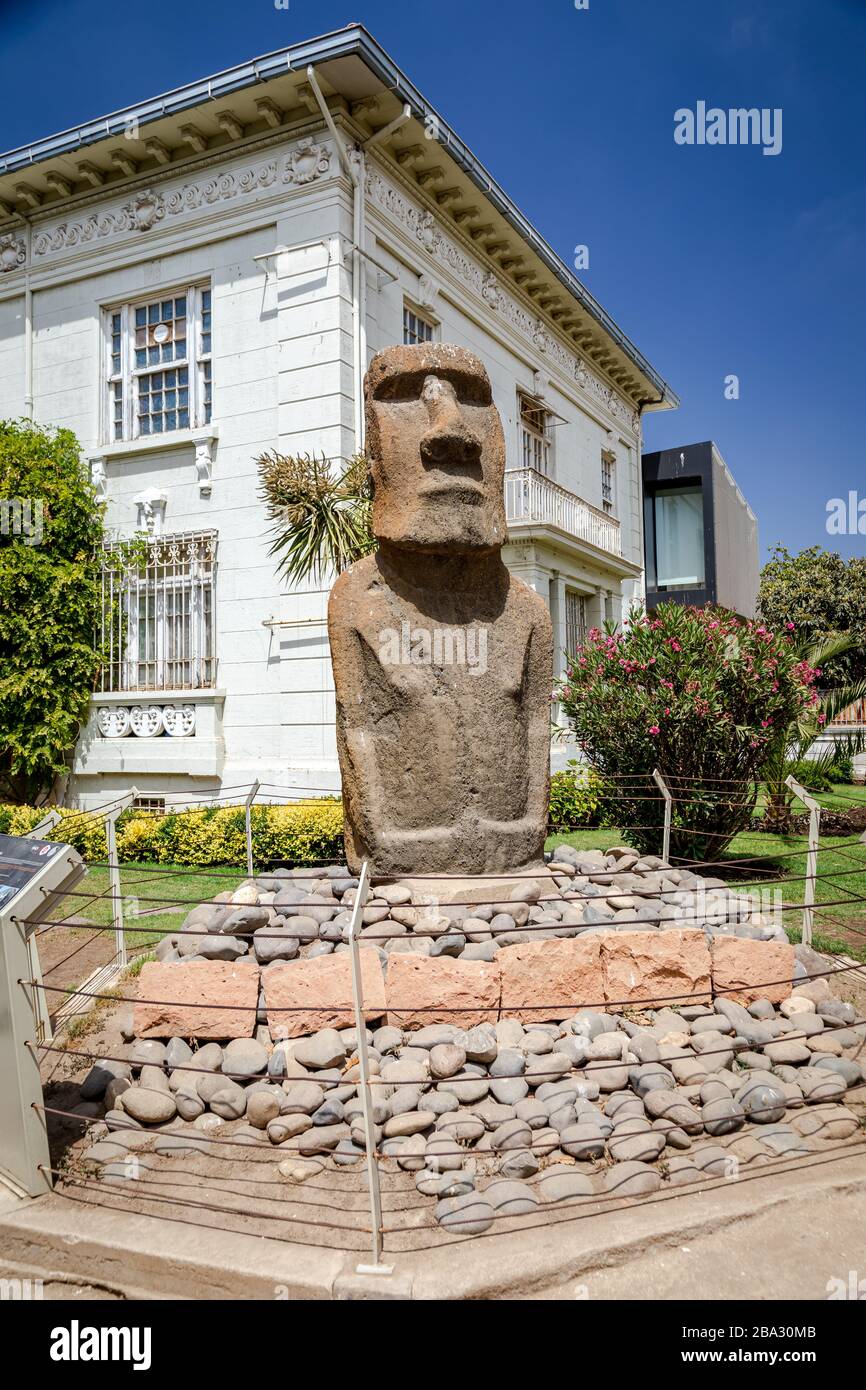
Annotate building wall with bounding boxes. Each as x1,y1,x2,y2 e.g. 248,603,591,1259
711,445,759,618
0,132,644,805
642,441,758,620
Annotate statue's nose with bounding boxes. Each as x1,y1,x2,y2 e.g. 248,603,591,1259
420,379,482,467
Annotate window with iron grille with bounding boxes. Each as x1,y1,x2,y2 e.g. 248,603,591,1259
105,285,213,443
565,591,588,655
403,304,436,346
519,395,553,476
98,530,217,692
601,452,616,514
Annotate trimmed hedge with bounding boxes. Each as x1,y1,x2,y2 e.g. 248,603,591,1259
0,800,344,867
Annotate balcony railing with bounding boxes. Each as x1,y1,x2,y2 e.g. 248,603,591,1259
504,467,622,557
823,695,866,728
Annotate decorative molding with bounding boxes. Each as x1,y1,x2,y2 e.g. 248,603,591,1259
32,138,333,259
96,705,131,738
416,272,440,311
192,432,216,497
0,233,25,273
88,453,108,500
96,702,196,738
289,137,332,185
129,705,165,738
163,704,196,737
133,487,167,535
366,168,640,434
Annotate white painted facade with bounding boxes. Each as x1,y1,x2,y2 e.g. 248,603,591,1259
0,29,675,807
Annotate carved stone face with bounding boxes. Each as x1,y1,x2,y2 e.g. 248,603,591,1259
364,344,507,554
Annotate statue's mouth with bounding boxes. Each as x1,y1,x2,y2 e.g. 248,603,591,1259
420,479,486,502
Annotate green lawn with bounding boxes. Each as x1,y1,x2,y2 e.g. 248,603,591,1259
47,860,248,950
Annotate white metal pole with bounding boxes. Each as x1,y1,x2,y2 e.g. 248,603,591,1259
23,811,61,1045
105,807,126,969
785,775,822,948
245,779,261,880
347,861,390,1273
653,768,673,865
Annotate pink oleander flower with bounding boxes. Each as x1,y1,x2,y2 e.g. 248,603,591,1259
649,724,660,735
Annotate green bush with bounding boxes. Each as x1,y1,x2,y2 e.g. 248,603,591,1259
828,751,855,784
549,762,604,830
0,799,344,867
783,759,835,793
557,604,819,861
0,421,106,802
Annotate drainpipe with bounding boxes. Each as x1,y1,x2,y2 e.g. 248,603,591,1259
306,65,365,453
22,214,33,419
305,69,411,458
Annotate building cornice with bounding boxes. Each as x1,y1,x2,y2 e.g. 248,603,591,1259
0,23,676,410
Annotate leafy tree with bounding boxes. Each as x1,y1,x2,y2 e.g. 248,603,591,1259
761,630,866,831
257,451,374,586
758,545,866,686
557,604,817,861
0,420,106,803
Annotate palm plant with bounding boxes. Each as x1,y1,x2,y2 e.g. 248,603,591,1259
762,630,866,832
256,451,375,586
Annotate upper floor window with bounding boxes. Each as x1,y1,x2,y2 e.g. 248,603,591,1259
644,482,705,592
601,452,616,514
97,529,217,692
106,285,212,443
519,394,553,476
403,303,436,346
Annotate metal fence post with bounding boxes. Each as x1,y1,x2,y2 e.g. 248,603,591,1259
347,860,391,1275
23,811,61,1046
245,780,261,881
785,774,822,948
105,806,126,970
653,768,673,864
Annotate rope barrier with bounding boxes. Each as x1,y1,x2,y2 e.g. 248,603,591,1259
36,1133,866,1247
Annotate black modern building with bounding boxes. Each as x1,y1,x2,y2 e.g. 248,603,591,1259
641,441,759,618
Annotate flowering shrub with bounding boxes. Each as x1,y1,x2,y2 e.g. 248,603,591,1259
557,604,819,860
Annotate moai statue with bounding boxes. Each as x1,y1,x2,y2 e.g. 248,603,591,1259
328,344,553,876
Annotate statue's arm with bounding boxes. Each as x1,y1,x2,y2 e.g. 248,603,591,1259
327,582,392,858
524,607,555,826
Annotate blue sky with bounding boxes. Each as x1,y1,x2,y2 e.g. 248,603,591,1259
1,0,864,562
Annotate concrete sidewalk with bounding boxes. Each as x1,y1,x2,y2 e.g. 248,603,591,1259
0,1144,863,1300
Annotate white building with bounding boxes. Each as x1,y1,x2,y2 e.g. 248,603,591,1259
0,25,677,808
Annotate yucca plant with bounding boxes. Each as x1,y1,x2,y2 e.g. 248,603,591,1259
256,451,375,586
762,630,866,832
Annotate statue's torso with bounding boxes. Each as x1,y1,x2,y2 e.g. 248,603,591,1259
329,555,552,873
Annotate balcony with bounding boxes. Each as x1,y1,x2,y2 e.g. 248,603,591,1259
504,466,623,558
